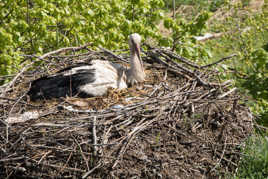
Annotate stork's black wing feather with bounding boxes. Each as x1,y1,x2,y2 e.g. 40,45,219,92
28,68,96,101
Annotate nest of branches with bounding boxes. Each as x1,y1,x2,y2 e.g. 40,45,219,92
0,44,253,178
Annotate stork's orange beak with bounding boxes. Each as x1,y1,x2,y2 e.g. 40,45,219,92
134,43,143,69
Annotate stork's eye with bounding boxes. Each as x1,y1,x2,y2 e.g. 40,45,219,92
131,38,135,44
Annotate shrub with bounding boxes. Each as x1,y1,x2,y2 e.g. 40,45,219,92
234,136,268,178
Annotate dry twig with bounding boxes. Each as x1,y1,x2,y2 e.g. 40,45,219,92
0,44,253,178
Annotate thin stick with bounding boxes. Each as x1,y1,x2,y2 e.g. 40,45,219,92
0,156,25,162
211,137,228,172
82,162,102,179
217,88,237,99
99,47,129,63
1,62,34,97
162,49,200,68
8,92,28,117
92,116,98,157
37,151,52,165
0,96,40,107
39,43,91,60
172,0,176,19
200,54,237,68
194,32,224,42
72,136,90,171
39,161,86,173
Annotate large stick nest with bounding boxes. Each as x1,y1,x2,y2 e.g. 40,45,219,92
0,44,253,178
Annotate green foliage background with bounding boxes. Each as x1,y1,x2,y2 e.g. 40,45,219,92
234,136,268,178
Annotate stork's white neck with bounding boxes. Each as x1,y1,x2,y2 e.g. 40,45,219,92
127,50,145,85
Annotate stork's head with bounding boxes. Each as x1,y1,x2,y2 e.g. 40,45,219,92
129,33,141,47
128,33,142,58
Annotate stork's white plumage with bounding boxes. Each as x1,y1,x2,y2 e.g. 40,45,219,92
28,33,145,100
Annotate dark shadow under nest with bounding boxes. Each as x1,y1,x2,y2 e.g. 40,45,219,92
0,44,253,178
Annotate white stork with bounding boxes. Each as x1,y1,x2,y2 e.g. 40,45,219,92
28,33,145,100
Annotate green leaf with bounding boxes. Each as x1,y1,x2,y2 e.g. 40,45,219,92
164,18,173,29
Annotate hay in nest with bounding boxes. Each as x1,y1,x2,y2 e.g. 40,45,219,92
0,44,253,178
